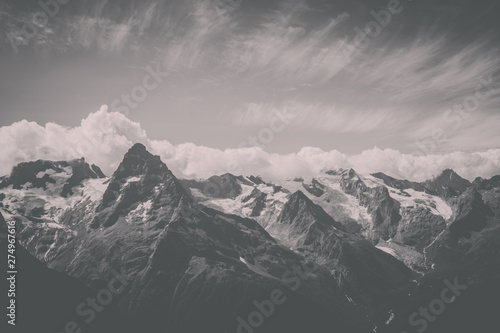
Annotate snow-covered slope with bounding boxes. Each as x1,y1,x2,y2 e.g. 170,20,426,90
361,173,452,220
0,158,107,227
182,169,454,271
183,175,290,229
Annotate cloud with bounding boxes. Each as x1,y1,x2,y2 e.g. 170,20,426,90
69,16,134,53
1,0,499,175
346,37,500,106
1,109,499,182
223,6,350,84
1,0,235,58
158,0,236,71
232,101,413,133
0,109,149,177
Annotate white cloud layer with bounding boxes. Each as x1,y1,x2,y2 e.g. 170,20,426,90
1,109,499,182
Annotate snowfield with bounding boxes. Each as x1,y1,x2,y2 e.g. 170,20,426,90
361,174,452,220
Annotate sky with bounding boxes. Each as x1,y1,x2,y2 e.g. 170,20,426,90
0,0,500,181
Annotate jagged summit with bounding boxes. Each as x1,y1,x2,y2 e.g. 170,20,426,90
248,175,266,185
371,169,472,198
278,190,345,231
371,172,427,192
340,168,370,194
289,189,309,201
424,168,471,198
323,168,344,176
128,142,147,152
180,173,245,199
112,143,170,180
440,168,460,178
93,143,191,228
110,143,186,188
91,164,106,178
431,169,469,186
431,169,469,185
473,175,500,190
342,168,358,178
283,190,316,214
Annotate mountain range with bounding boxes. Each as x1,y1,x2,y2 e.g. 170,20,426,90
1,143,499,333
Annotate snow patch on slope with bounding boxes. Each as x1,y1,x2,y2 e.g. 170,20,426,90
80,178,108,202
126,199,153,224
361,174,452,220
317,175,372,222
196,184,256,215
0,176,109,225
376,246,397,257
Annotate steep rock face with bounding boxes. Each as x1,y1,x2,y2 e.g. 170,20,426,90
448,189,492,237
121,208,369,333
371,172,427,192
340,169,401,242
422,169,471,198
115,217,364,331
91,164,106,178
473,175,500,217
245,189,268,216
425,188,493,266
272,191,414,315
61,160,105,197
340,169,368,194
302,178,326,197
248,175,266,185
91,143,191,229
275,191,345,233
335,170,461,270
394,207,446,251
473,175,500,190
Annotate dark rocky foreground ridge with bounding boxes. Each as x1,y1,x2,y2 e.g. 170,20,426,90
0,212,142,333
1,143,500,333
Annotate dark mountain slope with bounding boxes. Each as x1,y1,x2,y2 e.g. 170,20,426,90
0,212,141,333
272,190,414,317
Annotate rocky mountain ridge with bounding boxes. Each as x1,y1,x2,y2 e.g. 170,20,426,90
1,144,499,332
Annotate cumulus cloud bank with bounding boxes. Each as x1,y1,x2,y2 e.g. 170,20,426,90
1,108,499,182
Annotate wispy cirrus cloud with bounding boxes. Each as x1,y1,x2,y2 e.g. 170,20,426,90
223,4,350,84
231,101,414,134
68,16,135,53
1,0,235,58
158,0,237,71
346,36,500,105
